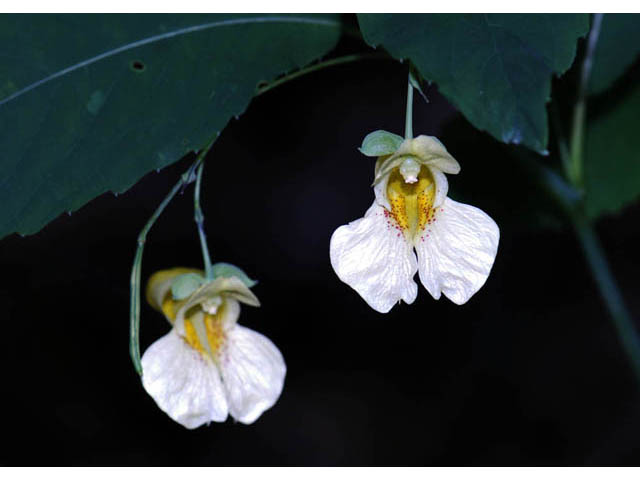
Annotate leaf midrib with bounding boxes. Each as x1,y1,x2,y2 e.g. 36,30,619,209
0,15,341,108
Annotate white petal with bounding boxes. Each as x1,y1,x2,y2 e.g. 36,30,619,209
218,297,241,328
415,197,499,305
373,172,391,210
219,325,286,424
330,202,418,313
141,329,228,429
428,166,449,208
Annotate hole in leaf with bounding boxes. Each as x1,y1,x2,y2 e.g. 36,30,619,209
130,60,146,73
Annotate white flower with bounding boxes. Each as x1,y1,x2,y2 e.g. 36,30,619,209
141,268,286,429
330,134,499,313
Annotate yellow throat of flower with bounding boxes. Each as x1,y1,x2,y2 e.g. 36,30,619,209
151,273,227,362
386,164,436,240
162,292,227,361
183,306,227,361
147,268,260,363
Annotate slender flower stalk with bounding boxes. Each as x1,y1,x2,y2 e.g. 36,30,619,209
405,73,414,140
129,243,144,374
194,160,214,281
129,163,199,375
129,137,216,375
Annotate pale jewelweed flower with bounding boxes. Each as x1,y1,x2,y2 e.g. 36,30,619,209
141,268,286,429
330,132,499,313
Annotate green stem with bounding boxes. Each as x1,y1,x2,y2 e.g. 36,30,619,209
561,13,640,380
568,13,604,189
129,161,200,375
129,246,143,375
255,53,387,96
571,211,640,382
405,72,414,140
515,151,640,382
549,101,571,178
568,101,586,188
129,137,216,376
194,160,214,280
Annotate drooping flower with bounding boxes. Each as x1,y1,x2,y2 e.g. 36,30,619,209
330,132,499,313
141,267,286,429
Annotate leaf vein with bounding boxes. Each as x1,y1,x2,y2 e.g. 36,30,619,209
0,15,341,108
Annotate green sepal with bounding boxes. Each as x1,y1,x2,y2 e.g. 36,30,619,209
359,130,404,157
212,262,258,288
171,273,206,300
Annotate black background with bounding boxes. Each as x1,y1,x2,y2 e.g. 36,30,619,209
1,29,640,466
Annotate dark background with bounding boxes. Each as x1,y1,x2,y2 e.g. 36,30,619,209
1,31,640,466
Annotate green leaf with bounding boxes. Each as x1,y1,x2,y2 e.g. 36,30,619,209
211,262,257,288
589,14,640,95
584,86,640,219
357,13,589,153
171,273,206,300
0,14,342,239
359,130,404,156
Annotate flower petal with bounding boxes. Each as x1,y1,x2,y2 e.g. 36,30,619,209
372,156,404,187
177,276,259,323
415,197,499,305
330,202,418,313
141,329,228,429
409,136,461,174
219,325,286,424
428,166,449,208
373,172,391,210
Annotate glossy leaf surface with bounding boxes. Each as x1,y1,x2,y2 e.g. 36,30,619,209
357,13,589,153
0,14,342,238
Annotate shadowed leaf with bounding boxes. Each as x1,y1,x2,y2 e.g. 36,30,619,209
357,13,589,153
590,14,640,95
585,86,640,218
0,14,342,239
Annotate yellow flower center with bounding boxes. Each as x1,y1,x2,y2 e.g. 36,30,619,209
385,165,436,241
159,290,227,362
183,304,227,361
